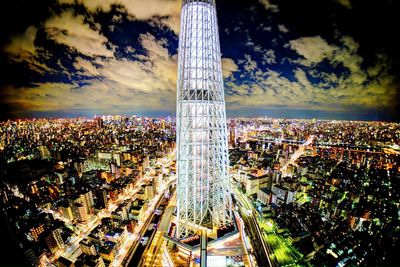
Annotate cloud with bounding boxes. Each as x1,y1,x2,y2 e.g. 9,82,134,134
44,10,114,57
250,44,276,65
337,0,352,9
226,35,398,114
58,0,181,33
227,67,396,112
2,32,178,114
290,35,370,93
3,26,51,74
277,24,289,33
263,26,272,32
4,26,37,57
289,36,336,66
1,82,78,111
112,14,123,23
73,57,101,76
258,0,279,13
335,35,362,73
2,2,180,114
2,0,397,120
263,49,276,65
239,54,258,72
221,58,239,78
290,35,364,74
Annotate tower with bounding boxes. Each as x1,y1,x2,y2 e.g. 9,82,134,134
175,0,232,239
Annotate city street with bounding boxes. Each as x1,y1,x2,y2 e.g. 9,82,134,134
233,188,274,267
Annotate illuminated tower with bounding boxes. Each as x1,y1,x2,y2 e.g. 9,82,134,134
175,0,232,239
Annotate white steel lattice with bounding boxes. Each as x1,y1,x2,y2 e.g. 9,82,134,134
175,0,233,239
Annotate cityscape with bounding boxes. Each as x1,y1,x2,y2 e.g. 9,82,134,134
0,0,399,267
0,117,399,266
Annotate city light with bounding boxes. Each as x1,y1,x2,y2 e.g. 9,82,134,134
0,0,399,266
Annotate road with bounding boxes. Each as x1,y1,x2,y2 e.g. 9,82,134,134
233,185,302,266
42,182,146,264
127,212,163,266
248,135,391,155
233,188,274,267
121,179,176,266
281,135,315,177
140,193,176,267
258,220,303,266
59,179,149,263
40,149,176,266
109,149,176,266
234,211,258,267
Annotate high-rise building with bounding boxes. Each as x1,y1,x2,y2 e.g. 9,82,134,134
175,0,232,239
96,117,104,128
60,203,74,221
74,203,89,222
80,239,97,256
73,190,94,219
44,228,64,254
30,224,45,242
96,189,108,209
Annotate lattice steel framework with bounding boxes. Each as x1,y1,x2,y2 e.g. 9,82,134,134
175,0,232,239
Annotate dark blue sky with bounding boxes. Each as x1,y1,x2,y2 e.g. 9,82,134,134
0,0,399,121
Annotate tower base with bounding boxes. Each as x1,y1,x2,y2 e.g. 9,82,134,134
164,218,238,267
164,223,251,267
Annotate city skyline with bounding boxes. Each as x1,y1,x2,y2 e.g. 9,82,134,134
1,0,399,121
1,116,398,266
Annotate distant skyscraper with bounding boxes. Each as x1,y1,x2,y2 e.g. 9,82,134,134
229,122,236,147
96,117,104,128
175,0,232,238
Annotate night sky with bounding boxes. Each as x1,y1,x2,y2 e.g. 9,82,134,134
0,0,399,121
